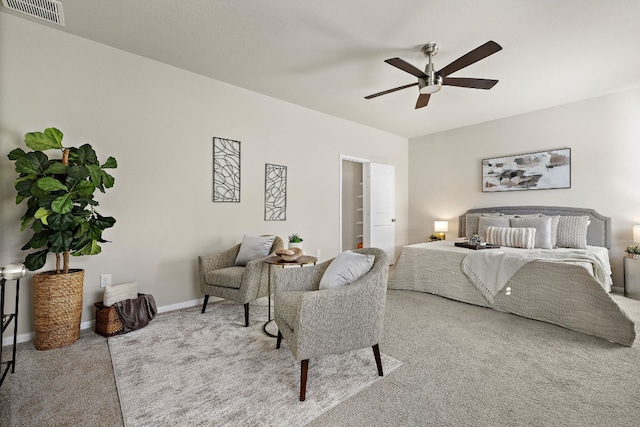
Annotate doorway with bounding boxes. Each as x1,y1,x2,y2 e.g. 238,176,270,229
340,156,396,263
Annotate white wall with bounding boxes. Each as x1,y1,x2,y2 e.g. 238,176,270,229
409,87,640,288
0,13,408,337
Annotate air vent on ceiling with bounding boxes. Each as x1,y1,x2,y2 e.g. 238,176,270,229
2,0,65,26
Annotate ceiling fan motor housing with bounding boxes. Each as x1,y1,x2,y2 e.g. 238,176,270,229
419,61,442,94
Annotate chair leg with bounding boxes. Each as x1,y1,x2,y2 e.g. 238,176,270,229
276,330,282,349
201,295,209,313
244,303,249,327
300,359,309,401
372,344,383,376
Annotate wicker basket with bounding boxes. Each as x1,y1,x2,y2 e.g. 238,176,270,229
33,269,84,350
94,301,124,337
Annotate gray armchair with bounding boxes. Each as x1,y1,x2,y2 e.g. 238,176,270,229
274,247,389,401
198,235,284,326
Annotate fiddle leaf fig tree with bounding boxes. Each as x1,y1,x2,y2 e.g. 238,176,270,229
7,127,117,273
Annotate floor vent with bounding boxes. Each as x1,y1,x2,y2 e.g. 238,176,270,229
2,0,65,26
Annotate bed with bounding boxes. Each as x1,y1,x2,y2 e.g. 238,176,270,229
388,206,636,346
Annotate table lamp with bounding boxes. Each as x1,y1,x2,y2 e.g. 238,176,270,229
434,221,449,240
634,225,640,243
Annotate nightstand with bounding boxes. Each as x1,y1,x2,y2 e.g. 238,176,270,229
623,256,640,300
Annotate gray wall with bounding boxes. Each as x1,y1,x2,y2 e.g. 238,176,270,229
0,13,409,338
409,87,640,289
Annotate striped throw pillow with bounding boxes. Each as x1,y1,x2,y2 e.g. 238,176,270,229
486,226,536,249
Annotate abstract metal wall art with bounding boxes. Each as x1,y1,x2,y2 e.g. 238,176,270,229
482,148,571,192
264,163,287,221
213,137,241,202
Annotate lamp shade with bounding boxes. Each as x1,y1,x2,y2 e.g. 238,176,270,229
634,225,640,243
1,263,26,280
434,221,449,233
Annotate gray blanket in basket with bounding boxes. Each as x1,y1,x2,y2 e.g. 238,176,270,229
115,294,157,333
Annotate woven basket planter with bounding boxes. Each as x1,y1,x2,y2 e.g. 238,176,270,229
33,269,84,350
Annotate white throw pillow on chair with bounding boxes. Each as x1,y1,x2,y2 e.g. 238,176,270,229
319,250,375,289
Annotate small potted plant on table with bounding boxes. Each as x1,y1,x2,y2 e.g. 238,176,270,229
288,233,303,251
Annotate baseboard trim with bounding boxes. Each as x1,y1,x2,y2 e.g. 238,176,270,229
2,298,204,347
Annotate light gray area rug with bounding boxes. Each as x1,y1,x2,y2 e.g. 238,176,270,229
108,300,401,427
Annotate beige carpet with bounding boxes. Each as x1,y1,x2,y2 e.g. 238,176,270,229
108,300,402,427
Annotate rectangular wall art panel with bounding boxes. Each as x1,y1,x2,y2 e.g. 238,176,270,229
264,163,287,221
213,137,241,202
482,148,571,192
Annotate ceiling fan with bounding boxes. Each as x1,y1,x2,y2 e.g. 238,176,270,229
365,41,502,109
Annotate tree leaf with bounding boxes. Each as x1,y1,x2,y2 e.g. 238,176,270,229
51,193,73,214
26,232,48,249
76,180,96,196
87,164,102,185
37,177,68,192
25,130,63,151
49,230,73,253
102,171,115,189
93,213,116,230
67,165,90,180
48,213,75,231
15,151,49,174
101,156,117,169
15,178,36,197
71,144,98,165
7,148,26,161
25,249,49,271
74,240,101,256
34,207,49,221
44,161,68,175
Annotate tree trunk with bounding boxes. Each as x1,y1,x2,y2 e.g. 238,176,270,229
55,253,61,274
63,250,70,274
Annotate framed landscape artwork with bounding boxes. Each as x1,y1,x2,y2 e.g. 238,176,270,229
482,148,571,192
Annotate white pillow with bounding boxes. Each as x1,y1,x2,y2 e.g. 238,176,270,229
104,282,138,307
510,216,554,249
478,217,511,240
486,226,536,249
235,234,276,266
319,250,375,290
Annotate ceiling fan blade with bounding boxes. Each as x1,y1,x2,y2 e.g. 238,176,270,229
364,82,418,99
442,77,499,90
437,41,502,78
415,93,430,109
385,58,426,78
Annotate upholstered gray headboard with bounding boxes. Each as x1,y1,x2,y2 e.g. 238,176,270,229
458,206,611,249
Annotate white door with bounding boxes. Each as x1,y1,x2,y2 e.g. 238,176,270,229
363,163,395,263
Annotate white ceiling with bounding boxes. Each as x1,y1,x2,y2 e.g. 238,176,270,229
3,0,640,138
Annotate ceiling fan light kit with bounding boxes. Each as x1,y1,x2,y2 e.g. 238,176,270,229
365,40,502,109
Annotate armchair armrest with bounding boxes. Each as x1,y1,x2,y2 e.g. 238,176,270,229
273,260,331,293
198,244,241,291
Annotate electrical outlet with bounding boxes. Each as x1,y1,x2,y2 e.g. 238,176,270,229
316,249,321,259
100,274,111,288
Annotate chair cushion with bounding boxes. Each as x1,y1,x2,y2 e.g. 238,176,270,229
319,250,375,290
235,234,276,266
206,266,245,289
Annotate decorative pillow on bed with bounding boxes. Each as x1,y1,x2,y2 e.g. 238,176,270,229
510,216,555,249
319,250,375,289
556,216,589,249
478,217,511,240
486,226,536,249
235,234,276,266
465,212,503,236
